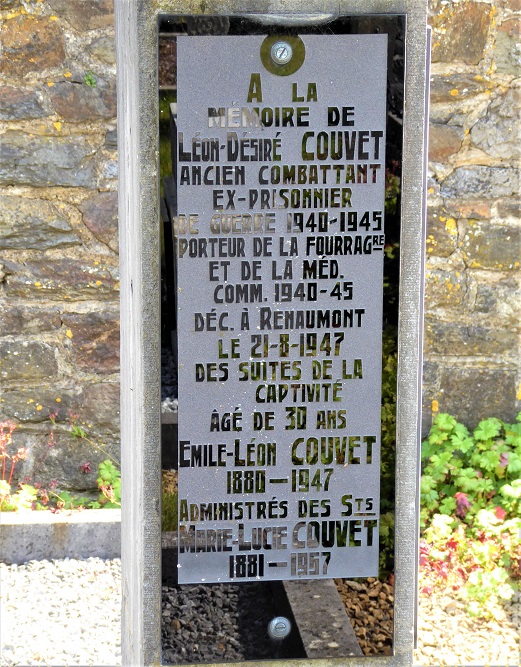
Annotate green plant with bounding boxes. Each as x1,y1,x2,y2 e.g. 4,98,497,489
378,330,398,574
162,491,178,532
96,459,121,507
0,420,29,511
84,71,97,87
419,412,521,616
421,413,521,527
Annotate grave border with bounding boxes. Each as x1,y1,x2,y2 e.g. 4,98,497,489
115,2,429,665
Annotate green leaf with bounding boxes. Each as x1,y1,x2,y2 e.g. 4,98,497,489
474,418,502,442
435,413,457,432
439,497,457,515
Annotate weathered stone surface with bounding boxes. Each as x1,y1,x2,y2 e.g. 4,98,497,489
438,367,519,428
441,167,519,199
80,382,120,434
425,319,518,357
3,258,119,301
429,124,463,162
471,88,521,160
429,75,492,105
62,311,120,374
449,202,492,220
0,87,47,120
474,277,519,322
0,303,61,337
0,196,80,250
426,208,459,258
0,387,78,424
48,0,114,31
460,221,520,270
105,128,117,147
495,17,521,75
87,35,116,65
48,79,116,122
78,191,118,251
0,341,58,382
430,0,492,64
497,199,520,220
0,16,65,77
0,132,97,188
425,269,469,309
12,427,119,491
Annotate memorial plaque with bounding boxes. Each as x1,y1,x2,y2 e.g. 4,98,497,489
175,33,388,585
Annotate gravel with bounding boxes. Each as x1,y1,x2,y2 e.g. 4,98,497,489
1,558,519,666
0,558,121,667
161,582,299,664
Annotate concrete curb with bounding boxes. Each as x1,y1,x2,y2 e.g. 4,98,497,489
0,509,121,564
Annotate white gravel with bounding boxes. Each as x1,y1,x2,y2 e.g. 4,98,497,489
0,558,121,667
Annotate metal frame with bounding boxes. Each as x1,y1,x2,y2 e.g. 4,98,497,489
115,1,429,665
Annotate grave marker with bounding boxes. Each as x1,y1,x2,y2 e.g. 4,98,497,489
115,1,429,665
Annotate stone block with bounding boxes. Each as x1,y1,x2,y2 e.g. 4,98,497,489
474,277,519,323
0,16,65,77
0,14,65,77
61,311,120,374
0,196,79,250
48,0,114,31
472,88,521,160
425,319,518,357
79,192,118,252
3,258,119,301
430,0,492,64
425,269,469,309
497,199,520,220
495,17,521,75
429,75,491,105
0,341,58,382
441,166,519,199
429,124,463,162
0,510,121,565
460,220,520,270
80,382,120,436
426,208,459,258
0,132,97,188
0,386,79,424
0,87,47,120
0,303,61,336
48,79,116,122
438,367,519,428
11,426,119,491
87,36,116,65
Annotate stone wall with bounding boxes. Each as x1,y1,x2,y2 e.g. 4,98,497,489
0,0,519,490
424,0,520,429
0,0,119,490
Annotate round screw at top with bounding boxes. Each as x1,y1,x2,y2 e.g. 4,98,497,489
268,616,291,640
271,41,293,65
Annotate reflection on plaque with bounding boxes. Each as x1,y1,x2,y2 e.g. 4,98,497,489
174,33,388,585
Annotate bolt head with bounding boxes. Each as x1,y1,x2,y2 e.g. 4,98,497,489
271,41,293,65
268,616,291,639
